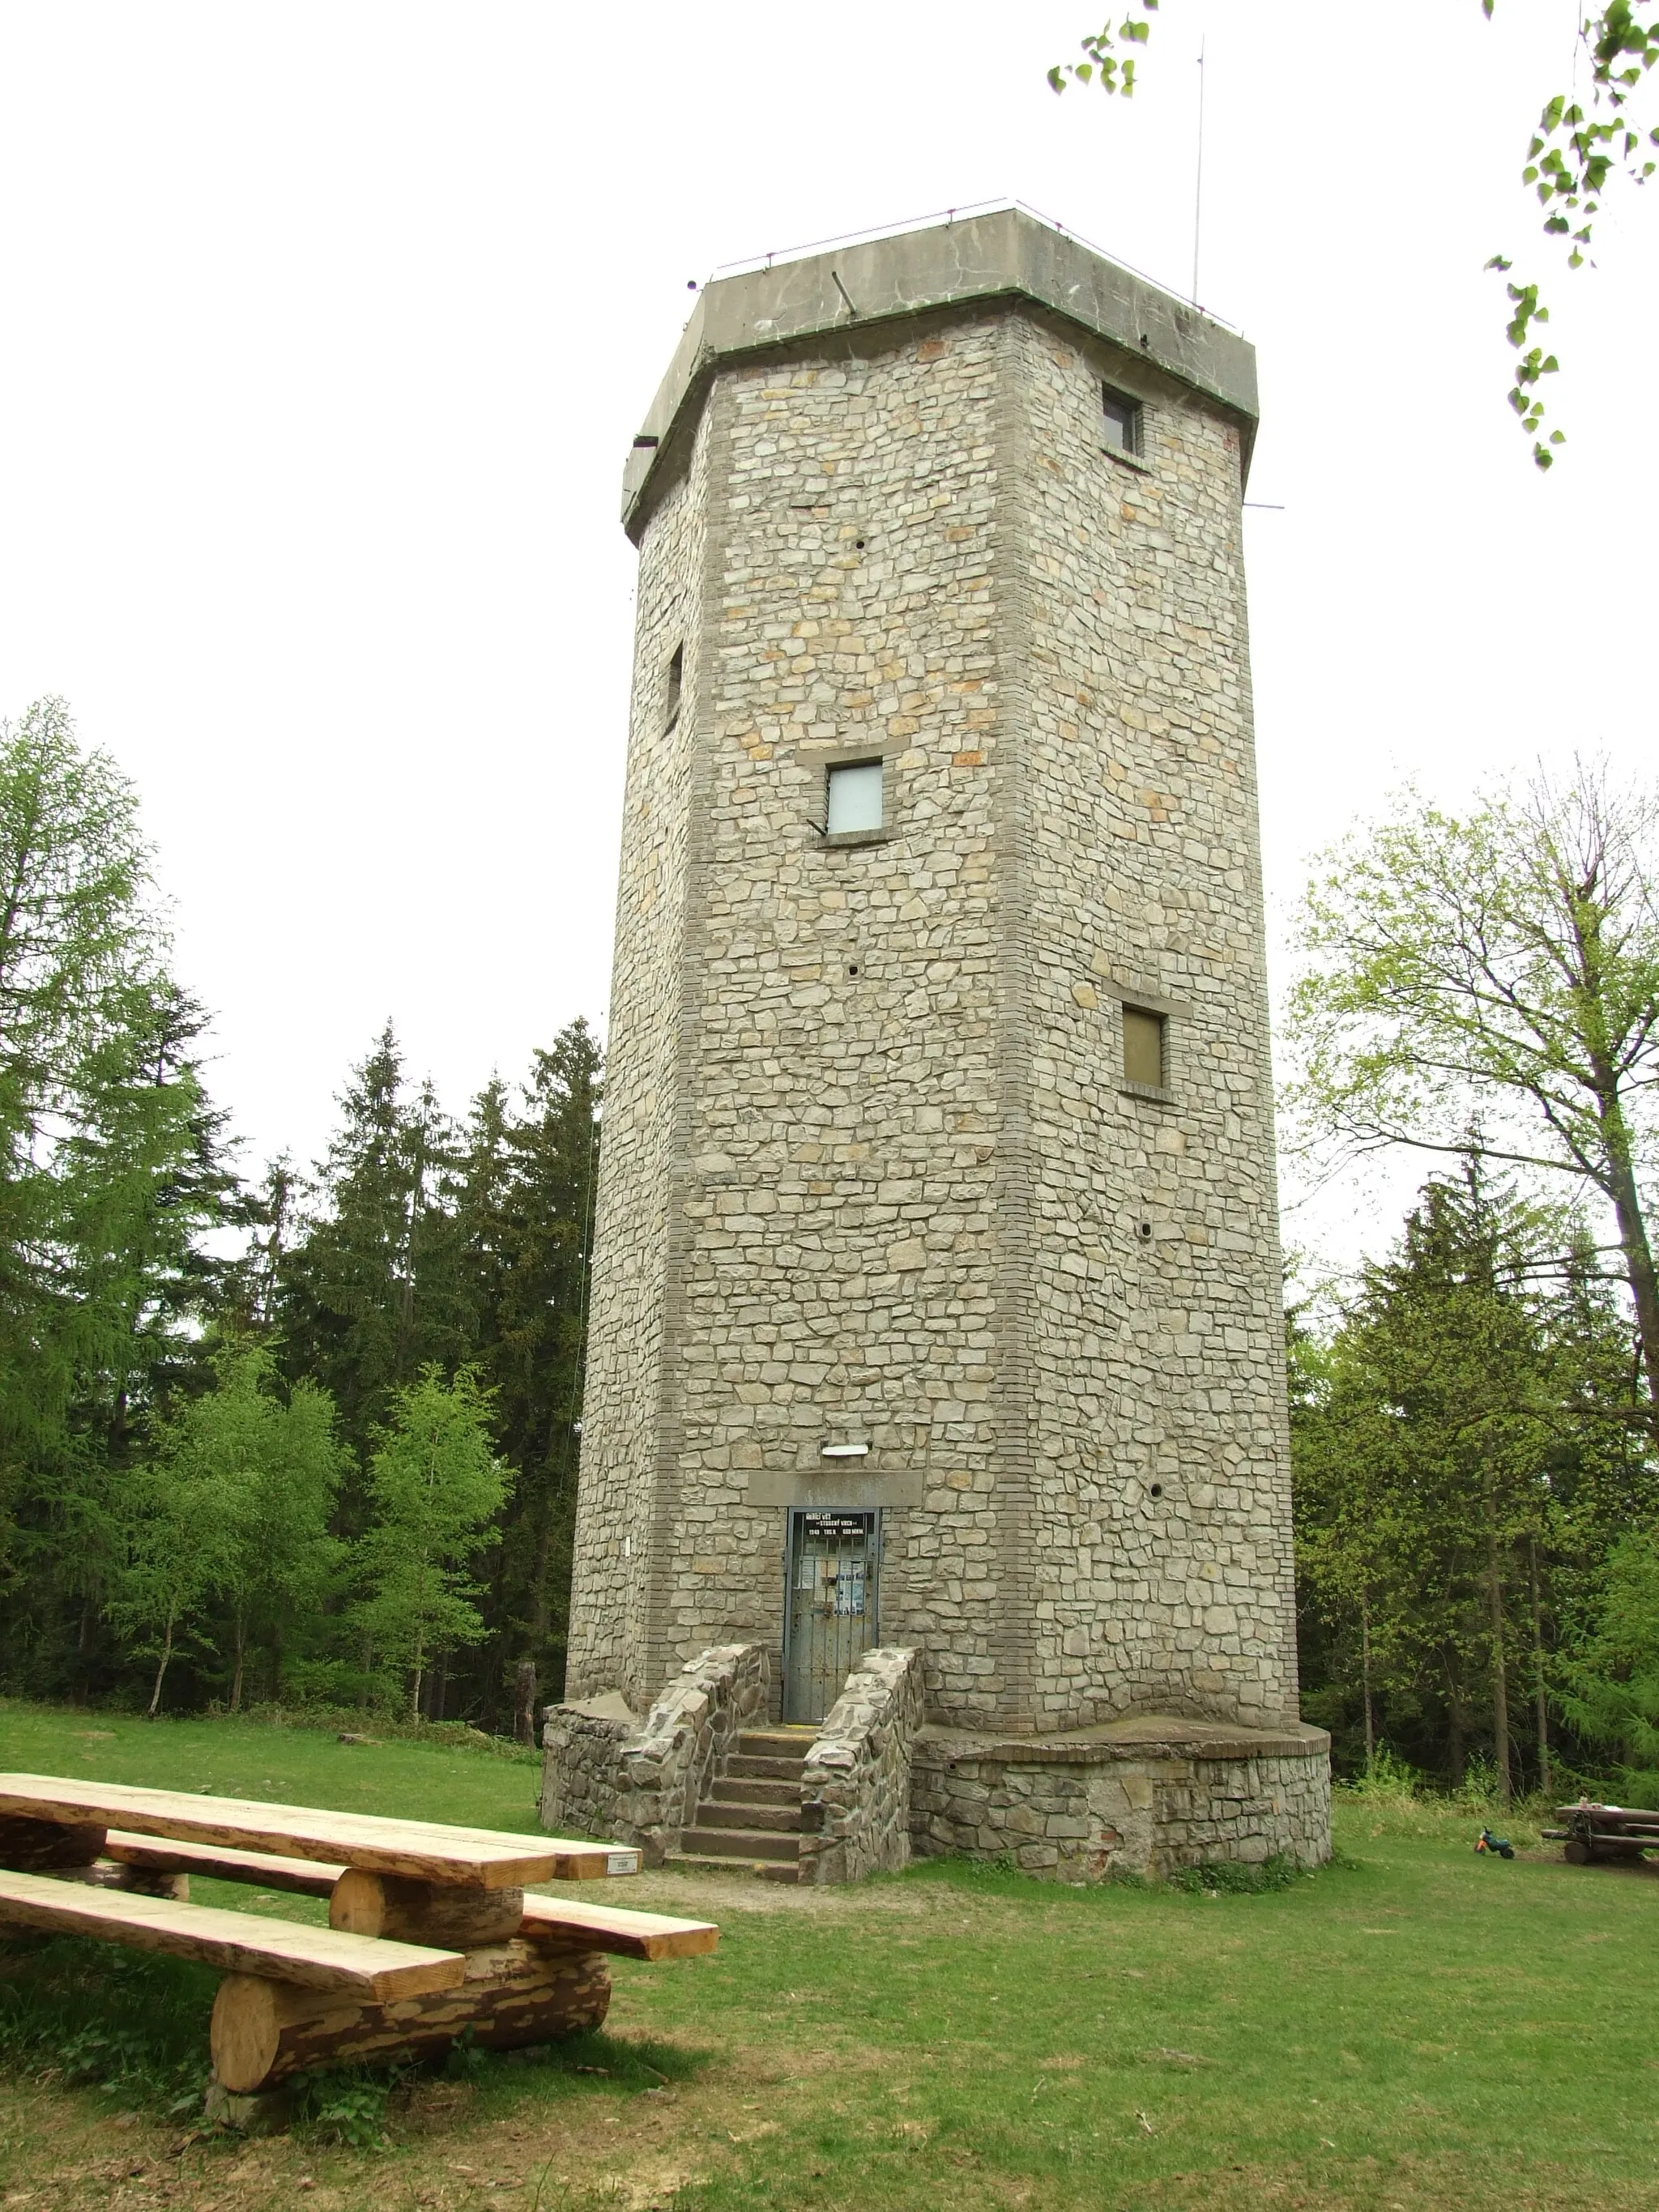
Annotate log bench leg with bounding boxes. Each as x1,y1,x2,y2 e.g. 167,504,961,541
203,2082,296,2135
329,1869,523,1946
45,1860,189,1901
0,1818,107,1871
210,1941,612,2093
1565,1837,1651,1865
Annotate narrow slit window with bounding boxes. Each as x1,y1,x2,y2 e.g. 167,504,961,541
826,760,884,836
1123,1005,1166,1089
664,644,684,730
1102,385,1142,456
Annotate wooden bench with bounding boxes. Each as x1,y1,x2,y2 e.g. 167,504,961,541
1542,1801,1659,1865
0,1771,715,2101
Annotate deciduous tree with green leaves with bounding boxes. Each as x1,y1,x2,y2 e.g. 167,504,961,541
1284,764,1659,1421
107,1449,250,1720
354,1366,510,1720
177,1340,348,1710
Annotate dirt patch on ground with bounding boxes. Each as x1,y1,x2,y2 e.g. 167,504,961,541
531,1867,961,1920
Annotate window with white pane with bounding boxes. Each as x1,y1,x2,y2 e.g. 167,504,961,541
825,760,884,836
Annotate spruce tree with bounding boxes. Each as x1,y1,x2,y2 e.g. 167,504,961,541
276,1025,471,1484
467,1022,600,1712
1294,1163,1649,1791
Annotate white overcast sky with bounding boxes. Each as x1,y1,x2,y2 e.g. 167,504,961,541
1,2,1653,1273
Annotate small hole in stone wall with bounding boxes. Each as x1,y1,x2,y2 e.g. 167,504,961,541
1135,1219,1154,1243
855,538,867,549
1149,1484,1164,1498
847,962,860,977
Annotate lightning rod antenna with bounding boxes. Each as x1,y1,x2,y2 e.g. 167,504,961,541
1192,36,1206,305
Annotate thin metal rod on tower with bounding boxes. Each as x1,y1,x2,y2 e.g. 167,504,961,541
1192,37,1206,305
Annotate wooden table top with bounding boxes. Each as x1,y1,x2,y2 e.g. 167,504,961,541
1556,1801,1659,1828
0,1773,638,1888
0,1867,465,1997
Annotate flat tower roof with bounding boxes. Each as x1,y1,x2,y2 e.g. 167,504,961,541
621,206,1258,538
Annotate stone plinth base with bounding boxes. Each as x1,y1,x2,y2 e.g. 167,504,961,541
910,1715,1331,1882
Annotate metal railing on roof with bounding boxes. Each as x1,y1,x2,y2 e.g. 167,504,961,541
703,198,1239,333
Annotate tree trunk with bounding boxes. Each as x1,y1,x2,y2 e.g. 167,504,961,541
1445,1656,1467,1790
1483,1482,1511,1804
1600,1105,1659,1420
147,1615,176,1720
75,1600,98,1706
514,1660,539,1748
1359,1598,1375,1766
230,1612,245,1714
210,1941,609,2093
1529,1536,1550,1799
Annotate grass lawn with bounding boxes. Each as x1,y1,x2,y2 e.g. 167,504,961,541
2,1698,1656,2212
0,1697,548,1834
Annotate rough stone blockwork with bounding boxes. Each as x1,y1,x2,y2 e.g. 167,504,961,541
911,1724,1330,1881
555,211,1333,1879
798,1647,923,1885
540,1646,768,1864
537,1705,632,1845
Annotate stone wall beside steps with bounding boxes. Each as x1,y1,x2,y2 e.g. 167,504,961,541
542,1647,1331,1886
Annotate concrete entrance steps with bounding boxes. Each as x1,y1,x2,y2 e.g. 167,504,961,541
668,1727,815,1883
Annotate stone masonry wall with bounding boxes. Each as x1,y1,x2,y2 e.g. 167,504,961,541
798,1646,923,1885
1011,310,1299,1729
639,314,1014,1716
911,1728,1330,1881
565,408,713,1710
540,1645,768,1865
565,234,1300,1743
538,1706,631,1843
615,1643,768,1865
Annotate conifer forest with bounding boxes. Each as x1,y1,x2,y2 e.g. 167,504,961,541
2,695,1657,1802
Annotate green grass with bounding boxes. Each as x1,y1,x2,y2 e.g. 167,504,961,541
0,1694,544,1832
2,1701,1657,2210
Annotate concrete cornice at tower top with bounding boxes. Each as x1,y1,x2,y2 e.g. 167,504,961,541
621,206,1258,539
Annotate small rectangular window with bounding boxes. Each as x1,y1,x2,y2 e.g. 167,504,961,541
664,644,683,730
1123,1005,1166,1089
1102,386,1141,455
826,760,883,836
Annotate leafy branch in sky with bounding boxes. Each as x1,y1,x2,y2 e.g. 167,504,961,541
1045,0,1159,98
1048,2,1659,468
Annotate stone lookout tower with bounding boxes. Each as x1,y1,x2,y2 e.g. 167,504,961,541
548,208,1330,1880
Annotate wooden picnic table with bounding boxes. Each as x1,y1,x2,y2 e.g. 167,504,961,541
1542,1801,1659,1865
0,1769,715,2107
0,1771,636,1883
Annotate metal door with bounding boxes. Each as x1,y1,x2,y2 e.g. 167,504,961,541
783,1511,880,1724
